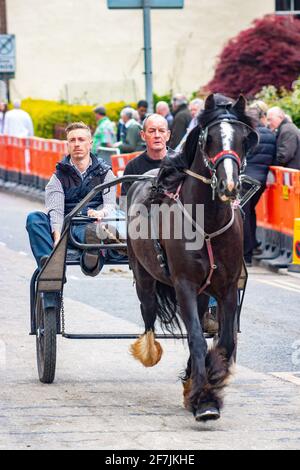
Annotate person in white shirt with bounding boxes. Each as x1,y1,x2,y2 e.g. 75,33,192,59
3,99,34,137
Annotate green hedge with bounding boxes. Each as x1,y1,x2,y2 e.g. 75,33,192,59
255,78,300,128
21,99,131,139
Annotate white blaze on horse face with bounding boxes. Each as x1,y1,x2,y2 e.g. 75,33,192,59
220,122,235,191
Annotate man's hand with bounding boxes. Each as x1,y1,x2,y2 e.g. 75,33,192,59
87,208,106,221
52,230,61,247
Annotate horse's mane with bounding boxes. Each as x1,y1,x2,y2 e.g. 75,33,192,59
148,94,253,203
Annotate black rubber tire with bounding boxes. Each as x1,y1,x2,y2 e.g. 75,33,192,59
36,295,57,384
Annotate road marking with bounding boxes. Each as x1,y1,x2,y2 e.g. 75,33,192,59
255,278,300,294
270,278,300,289
271,372,300,386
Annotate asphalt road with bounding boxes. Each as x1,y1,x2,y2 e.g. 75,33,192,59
0,189,300,450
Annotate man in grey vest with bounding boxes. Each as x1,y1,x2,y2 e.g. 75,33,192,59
26,122,116,276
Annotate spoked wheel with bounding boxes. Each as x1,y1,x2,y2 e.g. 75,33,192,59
35,293,57,384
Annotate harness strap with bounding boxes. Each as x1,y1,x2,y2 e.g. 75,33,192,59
184,169,212,185
198,237,217,295
210,149,241,168
163,183,236,294
164,182,183,201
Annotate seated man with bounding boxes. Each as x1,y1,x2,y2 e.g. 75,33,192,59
26,122,116,276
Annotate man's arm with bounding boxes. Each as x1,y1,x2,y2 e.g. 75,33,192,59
276,131,298,166
88,170,116,220
45,174,65,245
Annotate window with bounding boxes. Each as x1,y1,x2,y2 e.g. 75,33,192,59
276,0,300,13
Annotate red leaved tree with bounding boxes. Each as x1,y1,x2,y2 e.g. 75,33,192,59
205,15,300,98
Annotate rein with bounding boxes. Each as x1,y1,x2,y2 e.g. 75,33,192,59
164,184,236,295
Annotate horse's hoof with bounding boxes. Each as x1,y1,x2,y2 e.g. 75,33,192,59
195,406,220,422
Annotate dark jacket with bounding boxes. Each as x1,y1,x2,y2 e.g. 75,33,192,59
275,118,300,170
121,151,163,196
245,126,276,184
120,121,146,153
169,104,192,149
55,153,111,215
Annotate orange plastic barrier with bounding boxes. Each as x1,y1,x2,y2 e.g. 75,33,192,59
256,166,300,236
111,151,142,196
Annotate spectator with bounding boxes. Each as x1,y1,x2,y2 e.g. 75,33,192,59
156,101,173,130
175,98,204,151
114,107,146,154
92,106,116,154
137,100,149,124
267,106,300,170
121,113,170,196
3,99,34,137
116,104,131,142
243,104,277,266
0,101,8,134
187,98,204,132
168,93,192,150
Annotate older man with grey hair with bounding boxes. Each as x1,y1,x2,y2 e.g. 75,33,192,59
156,100,173,130
169,93,192,149
113,107,146,153
267,106,300,170
187,98,204,131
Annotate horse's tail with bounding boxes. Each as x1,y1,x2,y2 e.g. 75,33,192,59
203,348,232,410
155,281,182,336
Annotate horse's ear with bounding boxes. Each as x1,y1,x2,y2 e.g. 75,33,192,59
205,94,215,111
233,95,247,114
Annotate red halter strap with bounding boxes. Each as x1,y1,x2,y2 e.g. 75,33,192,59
209,149,241,169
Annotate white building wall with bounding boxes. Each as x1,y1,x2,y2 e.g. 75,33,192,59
6,0,274,103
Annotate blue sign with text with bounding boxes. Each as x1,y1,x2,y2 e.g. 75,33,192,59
108,0,184,8
0,35,16,78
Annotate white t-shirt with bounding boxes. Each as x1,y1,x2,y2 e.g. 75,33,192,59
3,108,34,137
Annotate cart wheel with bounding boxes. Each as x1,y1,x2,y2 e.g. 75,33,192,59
36,294,57,384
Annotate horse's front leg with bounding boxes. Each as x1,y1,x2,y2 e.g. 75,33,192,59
216,285,238,362
175,280,213,419
182,294,209,411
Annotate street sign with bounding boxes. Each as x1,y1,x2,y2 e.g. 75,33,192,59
107,0,184,112
108,0,184,8
0,34,16,78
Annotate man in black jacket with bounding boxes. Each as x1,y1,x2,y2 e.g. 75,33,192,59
121,113,170,196
168,94,191,149
243,106,277,265
267,107,300,170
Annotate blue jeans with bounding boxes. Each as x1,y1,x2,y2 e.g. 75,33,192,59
26,211,87,269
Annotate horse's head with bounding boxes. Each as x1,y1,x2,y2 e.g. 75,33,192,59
199,94,259,202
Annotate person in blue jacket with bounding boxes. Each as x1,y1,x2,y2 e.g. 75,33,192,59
243,102,277,266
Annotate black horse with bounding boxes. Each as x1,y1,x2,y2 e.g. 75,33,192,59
126,94,258,422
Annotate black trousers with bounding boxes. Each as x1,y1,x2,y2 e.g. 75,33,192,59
243,184,266,262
